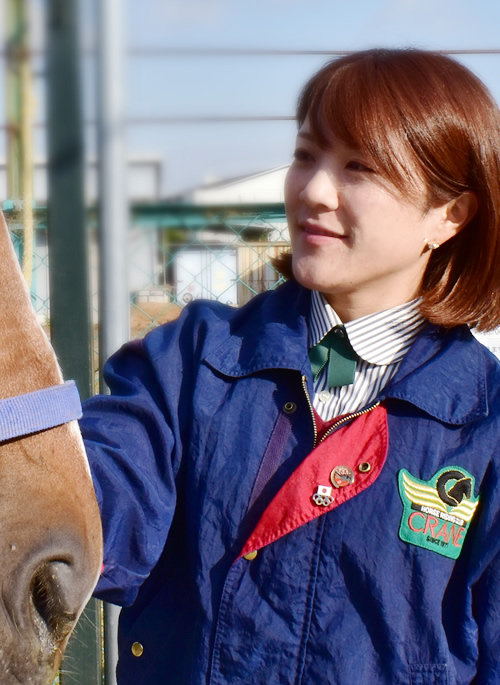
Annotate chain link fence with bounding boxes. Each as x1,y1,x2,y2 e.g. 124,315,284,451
128,204,290,338
3,201,291,343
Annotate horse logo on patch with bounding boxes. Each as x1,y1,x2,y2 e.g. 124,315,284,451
398,466,479,559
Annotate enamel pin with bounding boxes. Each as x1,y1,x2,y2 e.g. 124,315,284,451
330,465,355,488
313,485,334,507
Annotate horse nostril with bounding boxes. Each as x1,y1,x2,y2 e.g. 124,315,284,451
30,561,78,642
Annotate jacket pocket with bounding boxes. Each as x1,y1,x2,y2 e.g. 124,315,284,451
409,664,449,685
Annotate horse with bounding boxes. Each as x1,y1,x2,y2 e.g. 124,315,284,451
0,211,103,684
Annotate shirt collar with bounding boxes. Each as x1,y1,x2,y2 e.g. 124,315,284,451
201,282,488,425
308,290,426,366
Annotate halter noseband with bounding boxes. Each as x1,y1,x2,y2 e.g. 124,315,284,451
0,381,82,442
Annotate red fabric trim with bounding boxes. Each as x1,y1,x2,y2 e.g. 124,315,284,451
238,404,388,559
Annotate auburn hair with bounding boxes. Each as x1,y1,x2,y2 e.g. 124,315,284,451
275,48,500,330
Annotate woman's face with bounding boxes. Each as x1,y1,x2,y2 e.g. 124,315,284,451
285,120,452,321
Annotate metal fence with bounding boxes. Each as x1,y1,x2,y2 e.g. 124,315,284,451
4,202,291,399
4,202,290,341
128,203,290,337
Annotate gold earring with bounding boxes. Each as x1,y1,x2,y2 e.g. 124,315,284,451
427,241,440,250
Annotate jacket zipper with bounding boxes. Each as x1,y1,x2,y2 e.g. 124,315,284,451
301,374,380,447
318,401,381,444
302,375,318,447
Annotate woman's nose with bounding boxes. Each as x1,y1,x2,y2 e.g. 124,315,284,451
299,169,339,210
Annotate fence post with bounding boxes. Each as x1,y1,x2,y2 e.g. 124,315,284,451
45,0,103,683
4,0,35,286
97,1,129,683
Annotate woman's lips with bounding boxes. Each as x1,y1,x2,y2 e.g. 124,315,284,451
299,221,347,243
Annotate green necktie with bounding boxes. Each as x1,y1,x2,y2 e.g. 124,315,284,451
309,325,358,388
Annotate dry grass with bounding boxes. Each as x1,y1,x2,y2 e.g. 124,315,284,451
130,301,182,338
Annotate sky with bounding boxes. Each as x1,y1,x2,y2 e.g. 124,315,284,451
2,0,500,196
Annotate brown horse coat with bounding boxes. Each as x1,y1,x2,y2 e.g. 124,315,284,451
0,211,102,684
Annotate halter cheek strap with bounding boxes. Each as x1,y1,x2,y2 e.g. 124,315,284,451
0,380,82,442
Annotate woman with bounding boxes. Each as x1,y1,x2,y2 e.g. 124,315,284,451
81,49,500,684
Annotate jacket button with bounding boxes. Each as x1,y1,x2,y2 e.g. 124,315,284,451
243,550,258,561
131,642,144,657
283,402,297,414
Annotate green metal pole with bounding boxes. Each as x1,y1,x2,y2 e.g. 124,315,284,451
45,0,93,397
45,0,103,683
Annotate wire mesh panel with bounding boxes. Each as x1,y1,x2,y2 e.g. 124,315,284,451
4,202,291,340
4,208,51,326
129,203,290,338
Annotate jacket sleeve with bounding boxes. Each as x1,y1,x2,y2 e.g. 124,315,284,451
80,331,183,608
470,452,500,684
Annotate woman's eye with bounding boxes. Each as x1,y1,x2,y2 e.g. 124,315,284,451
346,160,373,173
293,148,314,163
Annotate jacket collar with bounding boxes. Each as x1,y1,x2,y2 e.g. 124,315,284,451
203,280,311,378
381,322,488,425
203,282,488,426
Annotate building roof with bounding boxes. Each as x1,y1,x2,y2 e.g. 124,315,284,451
171,165,290,205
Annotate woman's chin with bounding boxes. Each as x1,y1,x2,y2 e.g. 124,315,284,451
291,261,339,295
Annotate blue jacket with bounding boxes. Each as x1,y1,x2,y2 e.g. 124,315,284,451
81,281,500,685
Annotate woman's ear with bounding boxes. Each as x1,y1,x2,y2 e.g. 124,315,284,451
439,192,478,243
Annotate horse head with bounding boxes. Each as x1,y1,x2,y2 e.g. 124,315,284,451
0,212,103,683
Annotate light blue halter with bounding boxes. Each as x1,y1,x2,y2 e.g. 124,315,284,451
0,380,82,442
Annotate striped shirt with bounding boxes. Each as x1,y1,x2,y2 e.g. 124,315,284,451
309,290,426,420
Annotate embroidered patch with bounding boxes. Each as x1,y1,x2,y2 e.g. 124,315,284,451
398,466,479,559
